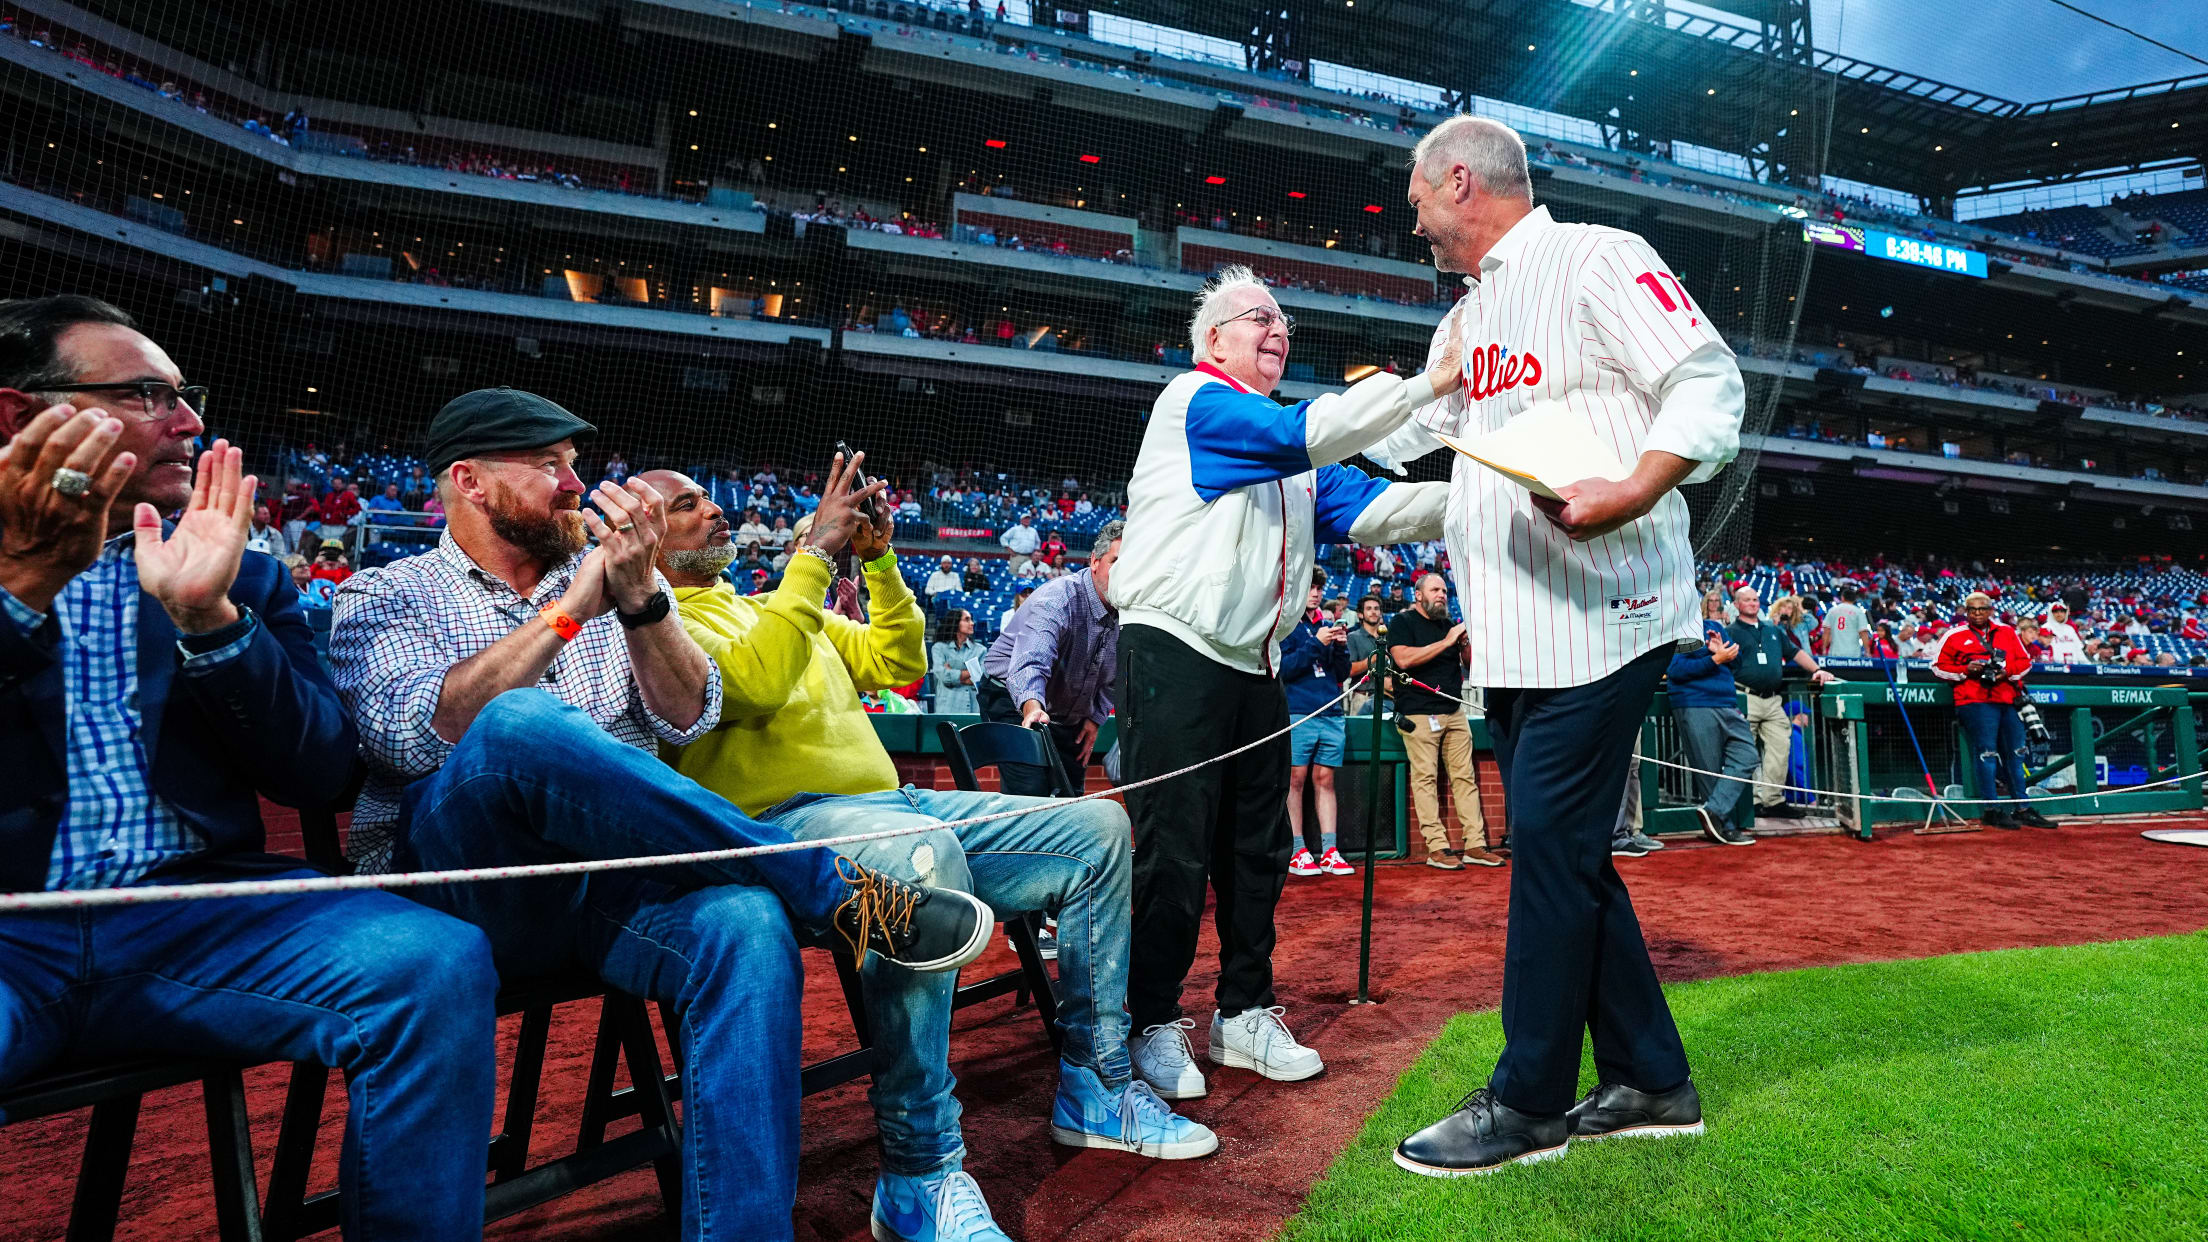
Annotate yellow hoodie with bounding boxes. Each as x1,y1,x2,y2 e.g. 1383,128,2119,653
667,552,929,816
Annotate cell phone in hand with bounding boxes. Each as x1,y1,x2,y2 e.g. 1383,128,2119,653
835,440,874,488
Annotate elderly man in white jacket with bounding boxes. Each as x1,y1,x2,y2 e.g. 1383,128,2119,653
1108,263,1462,1099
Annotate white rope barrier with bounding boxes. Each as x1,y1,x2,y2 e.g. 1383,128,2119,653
1388,672,2208,812
0,677,1370,913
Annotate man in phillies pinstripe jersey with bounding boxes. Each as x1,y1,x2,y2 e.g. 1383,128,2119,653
1375,116,1746,1177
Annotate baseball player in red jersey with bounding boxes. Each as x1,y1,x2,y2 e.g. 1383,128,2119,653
1381,116,1745,1178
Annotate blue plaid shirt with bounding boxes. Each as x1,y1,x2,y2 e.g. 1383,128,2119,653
0,536,254,890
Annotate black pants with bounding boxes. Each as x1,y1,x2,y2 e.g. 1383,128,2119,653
1118,624,1291,1030
978,676,1085,797
1484,644,1691,1116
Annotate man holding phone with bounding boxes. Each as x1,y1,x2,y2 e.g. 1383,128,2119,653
1390,572,1499,868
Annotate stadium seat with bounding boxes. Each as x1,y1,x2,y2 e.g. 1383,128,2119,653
933,720,1067,1051
259,799,684,1239
0,1059,265,1242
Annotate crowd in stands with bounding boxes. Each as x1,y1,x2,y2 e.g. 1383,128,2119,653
1700,554,2208,669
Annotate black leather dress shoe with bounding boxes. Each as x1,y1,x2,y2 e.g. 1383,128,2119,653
1565,1079,1705,1140
1983,808,2020,830
2014,806,2058,829
1393,1088,1569,1178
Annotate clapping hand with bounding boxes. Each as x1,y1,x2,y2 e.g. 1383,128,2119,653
132,439,253,634
1707,632,1740,664
579,477,669,614
0,405,137,612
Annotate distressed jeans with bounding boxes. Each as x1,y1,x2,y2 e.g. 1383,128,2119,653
760,786,1133,1177
1957,702,2033,809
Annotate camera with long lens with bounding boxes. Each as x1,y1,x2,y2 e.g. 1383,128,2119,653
1972,659,2007,689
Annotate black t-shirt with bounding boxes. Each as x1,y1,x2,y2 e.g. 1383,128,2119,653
1388,607,1463,715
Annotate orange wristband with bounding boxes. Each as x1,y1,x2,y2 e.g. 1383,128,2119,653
539,604,582,642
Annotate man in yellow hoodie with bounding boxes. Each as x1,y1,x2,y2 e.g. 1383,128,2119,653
644,458,1215,1242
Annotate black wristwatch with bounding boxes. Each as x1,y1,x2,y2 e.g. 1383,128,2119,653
616,589,672,629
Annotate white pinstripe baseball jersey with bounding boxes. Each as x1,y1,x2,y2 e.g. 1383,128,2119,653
1398,205,1744,689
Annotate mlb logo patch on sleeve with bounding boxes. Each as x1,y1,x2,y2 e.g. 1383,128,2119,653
1607,593,1660,627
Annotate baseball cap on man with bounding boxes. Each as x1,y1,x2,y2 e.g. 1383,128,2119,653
423,387,595,475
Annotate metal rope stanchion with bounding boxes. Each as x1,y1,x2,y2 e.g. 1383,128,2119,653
1352,626,1388,1006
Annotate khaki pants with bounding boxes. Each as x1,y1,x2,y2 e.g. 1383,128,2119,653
1402,710,1485,854
1743,692,1793,809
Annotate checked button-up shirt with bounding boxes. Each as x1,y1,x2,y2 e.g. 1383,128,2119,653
330,530,720,874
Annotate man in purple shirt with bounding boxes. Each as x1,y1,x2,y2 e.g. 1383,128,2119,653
980,520,1123,796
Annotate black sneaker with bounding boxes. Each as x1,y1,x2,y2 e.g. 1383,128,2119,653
2014,806,2058,829
833,859,994,973
1611,835,1651,858
1567,1079,1705,1141
1393,1088,1569,1178
1697,807,1756,847
1982,808,2020,830
1757,801,1808,820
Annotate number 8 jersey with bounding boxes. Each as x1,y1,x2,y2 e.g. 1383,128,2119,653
1367,205,1747,689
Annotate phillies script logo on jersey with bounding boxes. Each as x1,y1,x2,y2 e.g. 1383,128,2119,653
1463,343,1543,401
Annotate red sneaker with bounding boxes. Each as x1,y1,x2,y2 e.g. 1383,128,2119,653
1318,847,1355,876
1287,848,1323,877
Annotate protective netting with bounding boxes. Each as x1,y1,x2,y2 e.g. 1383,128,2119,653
0,0,1834,608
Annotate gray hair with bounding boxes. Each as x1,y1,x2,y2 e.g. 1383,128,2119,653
665,545,740,576
1187,264,1272,363
1411,115,1532,201
1092,519,1126,560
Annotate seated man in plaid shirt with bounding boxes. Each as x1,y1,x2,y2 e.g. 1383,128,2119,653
0,295,498,1242
640,463,1214,1242
329,388,993,1242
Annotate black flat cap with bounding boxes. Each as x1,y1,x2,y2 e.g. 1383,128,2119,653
424,387,595,475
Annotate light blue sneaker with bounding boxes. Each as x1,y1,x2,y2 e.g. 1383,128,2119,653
1048,1059,1220,1159
870,1169,1014,1242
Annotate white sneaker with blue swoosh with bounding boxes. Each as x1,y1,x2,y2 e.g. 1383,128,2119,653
870,1169,1014,1242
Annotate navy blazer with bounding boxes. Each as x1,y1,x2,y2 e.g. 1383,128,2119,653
0,545,359,892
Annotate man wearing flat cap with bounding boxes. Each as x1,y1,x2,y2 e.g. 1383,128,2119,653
329,387,995,1241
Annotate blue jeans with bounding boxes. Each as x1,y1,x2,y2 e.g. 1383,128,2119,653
0,857,498,1241
1957,701,2032,809
761,787,1133,1177
395,689,839,1242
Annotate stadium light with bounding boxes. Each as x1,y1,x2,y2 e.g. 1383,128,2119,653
985,139,1007,148
1079,154,1101,163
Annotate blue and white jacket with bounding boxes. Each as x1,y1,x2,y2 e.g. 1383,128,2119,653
1108,363,1449,675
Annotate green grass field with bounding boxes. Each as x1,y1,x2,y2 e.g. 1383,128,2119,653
1285,932,2208,1242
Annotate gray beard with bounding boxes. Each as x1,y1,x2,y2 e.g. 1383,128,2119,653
665,545,740,576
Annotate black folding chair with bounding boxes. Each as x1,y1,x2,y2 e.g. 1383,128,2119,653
0,1058,263,1242
258,801,684,1241
934,720,1067,1053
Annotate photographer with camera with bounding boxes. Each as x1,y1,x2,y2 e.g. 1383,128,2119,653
1931,593,2057,830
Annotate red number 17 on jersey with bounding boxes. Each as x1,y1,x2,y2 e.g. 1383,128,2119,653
1634,271,1700,327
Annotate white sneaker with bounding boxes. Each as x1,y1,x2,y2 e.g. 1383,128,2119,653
1129,1018,1208,1100
1209,1006,1324,1082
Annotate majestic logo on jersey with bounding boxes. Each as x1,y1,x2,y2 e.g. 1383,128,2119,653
1463,343,1543,402
1607,593,1660,627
